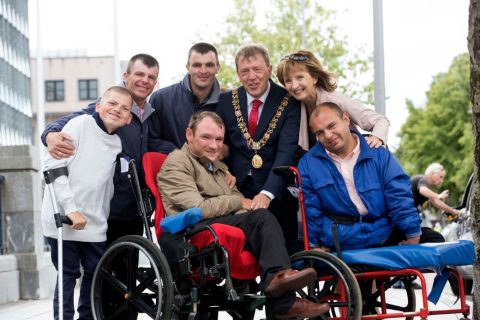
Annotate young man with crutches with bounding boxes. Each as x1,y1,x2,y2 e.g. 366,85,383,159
41,86,133,320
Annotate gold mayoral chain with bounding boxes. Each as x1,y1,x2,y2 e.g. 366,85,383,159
232,88,290,169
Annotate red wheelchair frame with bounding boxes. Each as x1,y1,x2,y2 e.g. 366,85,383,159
91,153,363,319
284,164,472,320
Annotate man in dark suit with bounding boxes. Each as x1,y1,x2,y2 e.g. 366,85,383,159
216,44,300,243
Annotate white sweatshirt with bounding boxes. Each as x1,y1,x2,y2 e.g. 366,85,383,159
41,115,121,242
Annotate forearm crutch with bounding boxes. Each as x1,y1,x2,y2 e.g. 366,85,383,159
43,167,72,320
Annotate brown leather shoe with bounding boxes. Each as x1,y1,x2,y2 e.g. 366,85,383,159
264,267,317,297
276,297,330,319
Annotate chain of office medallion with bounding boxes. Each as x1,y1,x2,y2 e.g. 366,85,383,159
232,89,290,150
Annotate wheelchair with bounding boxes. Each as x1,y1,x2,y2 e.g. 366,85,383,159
276,166,474,320
91,152,363,320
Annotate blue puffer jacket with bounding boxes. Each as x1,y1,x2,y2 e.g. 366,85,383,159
298,131,421,250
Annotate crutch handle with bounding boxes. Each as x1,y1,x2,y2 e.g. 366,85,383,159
54,213,73,228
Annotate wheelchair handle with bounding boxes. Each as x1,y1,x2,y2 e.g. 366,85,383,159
273,166,292,174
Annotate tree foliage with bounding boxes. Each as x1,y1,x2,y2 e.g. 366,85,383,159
395,53,473,202
213,0,372,102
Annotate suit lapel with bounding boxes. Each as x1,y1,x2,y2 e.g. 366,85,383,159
255,82,281,139
238,86,249,123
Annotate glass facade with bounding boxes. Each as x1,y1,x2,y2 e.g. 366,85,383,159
0,0,32,146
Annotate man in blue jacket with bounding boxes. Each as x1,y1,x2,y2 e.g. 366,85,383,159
148,42,221,154
298,102,442,251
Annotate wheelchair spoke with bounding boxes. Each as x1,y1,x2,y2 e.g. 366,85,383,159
98,267,127,294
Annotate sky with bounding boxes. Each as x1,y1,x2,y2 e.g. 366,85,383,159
28,0,470,149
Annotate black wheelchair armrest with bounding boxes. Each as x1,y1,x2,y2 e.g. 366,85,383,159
185,225,219,243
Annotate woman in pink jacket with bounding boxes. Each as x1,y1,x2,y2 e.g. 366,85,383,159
276,50,389,151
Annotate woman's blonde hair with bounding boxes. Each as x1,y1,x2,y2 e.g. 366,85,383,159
276,50,337,92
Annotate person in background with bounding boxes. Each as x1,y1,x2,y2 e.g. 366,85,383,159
216,44,301,244
41,86,133,320
276,49,389,153
411,163,461,219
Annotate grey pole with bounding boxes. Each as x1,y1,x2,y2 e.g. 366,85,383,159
36,0,45,168
373,0,386,115
113,0,121,82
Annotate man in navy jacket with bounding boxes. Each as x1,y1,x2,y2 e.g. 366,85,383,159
216,44,300,242
148,42,221,154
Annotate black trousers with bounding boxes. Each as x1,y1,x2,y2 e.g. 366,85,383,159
239,176,299,244
383,226,445,246
200,209,296,314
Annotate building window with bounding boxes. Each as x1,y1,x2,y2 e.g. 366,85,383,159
45,80,64,102
78,79,98,100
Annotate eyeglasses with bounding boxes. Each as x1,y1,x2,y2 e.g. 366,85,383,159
282,54,309,62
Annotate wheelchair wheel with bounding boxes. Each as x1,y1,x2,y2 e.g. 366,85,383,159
91,235,174,320
290,250,362,320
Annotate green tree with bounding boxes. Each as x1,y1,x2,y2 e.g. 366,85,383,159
213,0,372,102
395,53,473,202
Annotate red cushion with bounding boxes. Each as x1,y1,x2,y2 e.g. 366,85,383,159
189,223,260,280
142,152,168,239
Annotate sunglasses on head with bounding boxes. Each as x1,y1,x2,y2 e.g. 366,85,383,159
282,54,309,62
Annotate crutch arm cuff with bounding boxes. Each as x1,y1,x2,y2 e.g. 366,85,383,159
44,167,69,184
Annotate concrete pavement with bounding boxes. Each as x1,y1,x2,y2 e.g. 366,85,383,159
0,273,472,320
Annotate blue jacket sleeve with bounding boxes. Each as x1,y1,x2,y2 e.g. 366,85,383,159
380,150,421,238
40,101,97,146
298,157,323,247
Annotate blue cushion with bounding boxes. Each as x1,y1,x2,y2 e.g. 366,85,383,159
339,240,475,304
160,208,203,234
339,240,475,273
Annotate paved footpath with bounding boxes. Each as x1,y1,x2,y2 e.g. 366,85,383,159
0,273,472,320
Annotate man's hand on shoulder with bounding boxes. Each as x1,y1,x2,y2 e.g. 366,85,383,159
46,132,76,159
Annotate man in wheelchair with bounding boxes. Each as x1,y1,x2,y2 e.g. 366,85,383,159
297,101,444,251
157,111,330,318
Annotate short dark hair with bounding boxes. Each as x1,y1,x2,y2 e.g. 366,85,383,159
311,102,344,119
188,111,224,134
126,54,159,74
188,42,219,65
